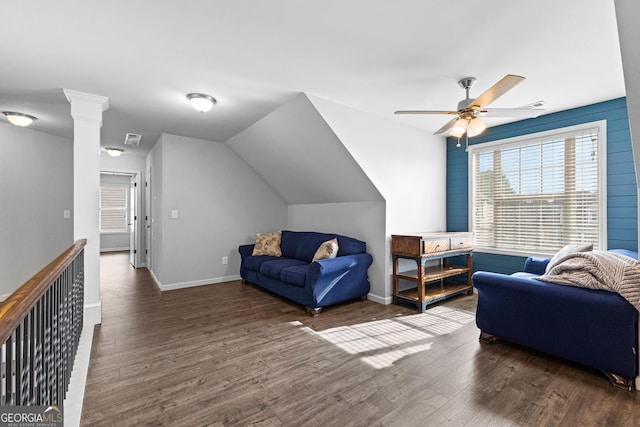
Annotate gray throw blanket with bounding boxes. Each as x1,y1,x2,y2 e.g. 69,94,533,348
536,251,640,310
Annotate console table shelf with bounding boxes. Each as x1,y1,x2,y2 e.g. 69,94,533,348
392,233,473,312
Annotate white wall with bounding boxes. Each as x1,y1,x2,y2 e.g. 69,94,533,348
147,133,287,289
309,95,447,302
146,135,165,279
0,123,73,296
615,0,640,183
287,201,386,300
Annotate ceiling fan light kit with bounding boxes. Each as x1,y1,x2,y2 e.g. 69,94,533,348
467,117,487,137
395,74,546,144
450,118,467,138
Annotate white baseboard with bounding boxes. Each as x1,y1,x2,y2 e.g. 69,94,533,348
148,269,241,292
84,302,102,325
367,292,391,305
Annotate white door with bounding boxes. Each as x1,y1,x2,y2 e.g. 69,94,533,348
129,174,139,267
145,168,151,269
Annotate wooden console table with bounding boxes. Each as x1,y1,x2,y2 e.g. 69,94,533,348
392,232,473,311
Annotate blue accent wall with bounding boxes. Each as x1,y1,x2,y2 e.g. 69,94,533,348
446,97,637,274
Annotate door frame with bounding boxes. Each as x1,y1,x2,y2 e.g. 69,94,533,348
101,168,144,267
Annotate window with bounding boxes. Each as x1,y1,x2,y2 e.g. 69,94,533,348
100,184,128,233
469,121,606,256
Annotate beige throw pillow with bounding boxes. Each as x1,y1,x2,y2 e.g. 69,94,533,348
545,243,593,273
252,231,282,256
312,238,339,262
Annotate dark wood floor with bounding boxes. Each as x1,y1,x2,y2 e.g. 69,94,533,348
81,252,640,426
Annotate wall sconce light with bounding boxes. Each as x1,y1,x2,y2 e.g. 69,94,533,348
187,93,217,112
105,147,125,157
3,111,37,127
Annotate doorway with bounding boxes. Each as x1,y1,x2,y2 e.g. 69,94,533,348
100,170,143,268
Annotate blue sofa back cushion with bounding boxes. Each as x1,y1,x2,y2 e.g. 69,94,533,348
280,230,366,263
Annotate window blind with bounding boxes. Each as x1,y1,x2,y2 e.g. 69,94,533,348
100,185,128,232
471,125,603,255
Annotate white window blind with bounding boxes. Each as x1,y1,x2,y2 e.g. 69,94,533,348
470,122,606,255
100,185,128,233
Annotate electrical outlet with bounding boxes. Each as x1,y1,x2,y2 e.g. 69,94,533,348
63,210,71,219
222,256,228,265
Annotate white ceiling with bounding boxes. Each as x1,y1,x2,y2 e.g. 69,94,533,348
0,1,625,156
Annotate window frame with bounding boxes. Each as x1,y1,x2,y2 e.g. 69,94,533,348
99,183,129,234
467,120,607,258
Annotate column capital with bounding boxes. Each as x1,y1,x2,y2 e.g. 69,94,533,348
63,89,109,126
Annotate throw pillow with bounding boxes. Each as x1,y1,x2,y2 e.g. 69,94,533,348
312,238,339,262
545,243,593,273
252,231,282,256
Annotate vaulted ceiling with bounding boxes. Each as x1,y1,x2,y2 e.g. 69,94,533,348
0,1,625,156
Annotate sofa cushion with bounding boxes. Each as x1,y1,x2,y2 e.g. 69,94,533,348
312,238,339,262
280,265,310,287
280,230,366,262
243,255,280,272
260,258,308,279
252,231,282,256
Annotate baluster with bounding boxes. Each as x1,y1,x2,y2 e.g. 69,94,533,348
14,323,21,406
6,334,13,405
35,299,44,406
1,342,6,405
29,306,36,405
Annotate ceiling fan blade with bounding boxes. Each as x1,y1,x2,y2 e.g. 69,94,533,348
434,117,459,135
394,110,458,115
468,74,526,109
478,107,545,118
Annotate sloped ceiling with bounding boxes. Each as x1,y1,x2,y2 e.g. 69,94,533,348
227,94,383,205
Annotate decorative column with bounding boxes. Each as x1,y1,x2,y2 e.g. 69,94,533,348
64,89,109,326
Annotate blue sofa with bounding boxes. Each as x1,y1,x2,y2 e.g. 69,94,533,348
239,230,373,316
472,249,639,390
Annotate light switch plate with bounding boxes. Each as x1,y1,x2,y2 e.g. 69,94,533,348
63,210,71,219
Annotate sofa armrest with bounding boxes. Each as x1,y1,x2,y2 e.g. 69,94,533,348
307,253,373,305
523,257,550,275
238,244,255,260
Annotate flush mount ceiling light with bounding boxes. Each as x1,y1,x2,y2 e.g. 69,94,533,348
3,111,37,127
105,147,125,157
186,93,217,113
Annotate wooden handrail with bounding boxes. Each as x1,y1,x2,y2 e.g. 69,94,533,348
0,239,87,344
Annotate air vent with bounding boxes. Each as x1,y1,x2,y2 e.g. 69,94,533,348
124,133,142,146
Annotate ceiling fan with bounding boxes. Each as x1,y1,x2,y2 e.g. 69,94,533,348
395,74,546,138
